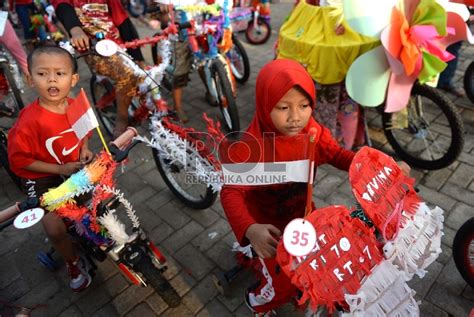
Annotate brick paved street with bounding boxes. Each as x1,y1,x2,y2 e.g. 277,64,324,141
1,3,473,316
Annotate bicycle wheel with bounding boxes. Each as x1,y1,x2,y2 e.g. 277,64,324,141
0,62,24,112
453,217,474,288
152,142,217,210
464,61,474,103
90,75,117,137
0,132,22,189
245,17,271,45
134,255,181,307
382,83,464,170
227,35,250,84
210,59,240,132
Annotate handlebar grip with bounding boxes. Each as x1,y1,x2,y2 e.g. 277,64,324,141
111,127,138,150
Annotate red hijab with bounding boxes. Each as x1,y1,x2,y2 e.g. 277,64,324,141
221,59,323,165
247,59,319,137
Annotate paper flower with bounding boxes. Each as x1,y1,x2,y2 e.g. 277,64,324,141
344,0,473,112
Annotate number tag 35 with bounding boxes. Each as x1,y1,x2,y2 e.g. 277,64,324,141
14,208,44,229
283,218,317,257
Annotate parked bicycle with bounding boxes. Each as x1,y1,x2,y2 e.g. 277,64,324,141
230,0,271,45
0,128,181,307
81,25,221,209
0,45,24,189
380,82,464,170
464,61,473,103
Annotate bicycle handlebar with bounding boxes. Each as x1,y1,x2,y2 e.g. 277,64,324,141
111,127,138,150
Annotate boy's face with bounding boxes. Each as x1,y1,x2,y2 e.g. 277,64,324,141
270,87,312,136
27,53,79,105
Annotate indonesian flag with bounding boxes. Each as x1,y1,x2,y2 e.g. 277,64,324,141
66,89,99,140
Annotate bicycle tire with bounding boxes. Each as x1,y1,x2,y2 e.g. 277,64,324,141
452,217,474,288
0,134,22,189
1,62,24,111
134,255,181,307
211,59,240,132
90,75,117,138
464,61,474,103
245,17,271,45
227,35,250,84
152,145,217,210
382,83,464,170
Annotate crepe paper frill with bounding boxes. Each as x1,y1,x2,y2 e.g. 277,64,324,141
41,151,116,212
135,114,223,192
349,146,422,241
276,205,383,313
344,0,473,112
176,3,221,16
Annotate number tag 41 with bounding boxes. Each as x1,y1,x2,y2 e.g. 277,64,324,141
14,208,44,229
283,218,317,257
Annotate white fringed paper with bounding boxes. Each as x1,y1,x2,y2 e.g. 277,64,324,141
97,185,141,244
383,203,444,279
135,115,223,192
343,261,419,316
232,242,254,258
98,209,132,245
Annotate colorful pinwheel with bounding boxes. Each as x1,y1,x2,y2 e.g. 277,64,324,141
343,0,473,112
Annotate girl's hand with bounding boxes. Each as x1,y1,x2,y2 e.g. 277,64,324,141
80,147,94,165
70,26,90,51
334,24,345,35
59,162,82,176
245,223,282,258
397,161,411,177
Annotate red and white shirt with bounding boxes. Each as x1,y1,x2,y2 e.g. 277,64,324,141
8,99,84,179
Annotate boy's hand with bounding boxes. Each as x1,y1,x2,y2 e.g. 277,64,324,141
397,161,411,177
334,24,345,35
245,223,282,258
70,26,90,51
80,147,94,165
59,162,83,176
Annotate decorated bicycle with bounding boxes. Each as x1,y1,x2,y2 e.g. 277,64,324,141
230,0,272,45
150,0,243,131
0,113,182,307
73,18,223,209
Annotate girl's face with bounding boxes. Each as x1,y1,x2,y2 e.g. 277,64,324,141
270,87,312,136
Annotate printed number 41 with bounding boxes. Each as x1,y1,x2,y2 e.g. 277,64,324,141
21,213,37,224
291,230,308,246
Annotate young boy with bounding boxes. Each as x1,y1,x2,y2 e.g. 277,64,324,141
8,46,93,292
51,0,145,136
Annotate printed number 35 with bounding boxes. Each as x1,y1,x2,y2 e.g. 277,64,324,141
291,230,308,246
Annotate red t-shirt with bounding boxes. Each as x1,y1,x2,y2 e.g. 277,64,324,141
51,0,128,41
8,99,84,179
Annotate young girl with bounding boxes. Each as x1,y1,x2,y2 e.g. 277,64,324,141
220,59,409,315
220,59,355,315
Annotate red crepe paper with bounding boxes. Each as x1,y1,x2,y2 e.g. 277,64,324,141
276,205,383,313
349,147,421,240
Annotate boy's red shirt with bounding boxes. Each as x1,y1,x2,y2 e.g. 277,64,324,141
51,0,128,41
8,98,84,179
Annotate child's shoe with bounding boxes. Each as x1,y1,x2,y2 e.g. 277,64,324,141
66,256,91,292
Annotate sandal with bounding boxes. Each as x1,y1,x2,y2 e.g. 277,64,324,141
438,85,466,98
176,110,189,123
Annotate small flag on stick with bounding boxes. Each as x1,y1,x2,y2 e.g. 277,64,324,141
67,89,99,140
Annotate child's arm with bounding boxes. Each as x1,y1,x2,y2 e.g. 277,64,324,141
51,0,90,50
79,137,94,164
24,160,82,176
0,204,19,223
221,186,281,258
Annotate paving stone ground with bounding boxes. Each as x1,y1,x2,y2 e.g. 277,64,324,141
1,3,473,316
